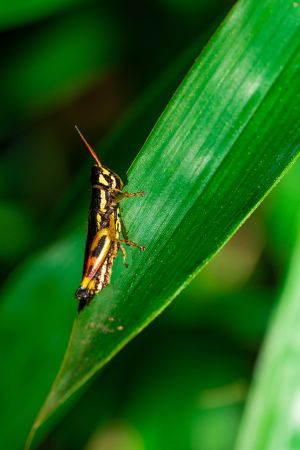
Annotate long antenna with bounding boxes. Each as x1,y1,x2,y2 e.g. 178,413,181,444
75,125,102,167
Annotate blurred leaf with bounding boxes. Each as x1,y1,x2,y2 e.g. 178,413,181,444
0,201,34,262
264,158,300,266
164,287,273,345
236,216,300,450
84,421,143,450
0,238,76,450
0,0,81,30
31,0,300,441
1,10,120,135
121,334,244,450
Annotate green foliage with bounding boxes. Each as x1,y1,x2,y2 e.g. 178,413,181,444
1,0,300,449
236,221,300,450
1,9,120,136
0,0,81,30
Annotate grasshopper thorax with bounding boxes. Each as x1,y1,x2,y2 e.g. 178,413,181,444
91,165,123,190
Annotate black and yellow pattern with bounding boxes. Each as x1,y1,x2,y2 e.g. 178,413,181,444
74,127,144,311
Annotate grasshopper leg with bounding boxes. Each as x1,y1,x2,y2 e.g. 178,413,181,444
119,218,145,251
119,245,128,268
112,189,144,203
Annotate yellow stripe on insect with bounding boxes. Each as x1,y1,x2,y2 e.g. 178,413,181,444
96,212,102,227
100,190,107,210
99,174,109,185
111,177,116,189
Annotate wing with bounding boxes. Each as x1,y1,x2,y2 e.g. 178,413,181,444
80,227,112,288
86,240,118,293
75,213,116,302
75,228,112,309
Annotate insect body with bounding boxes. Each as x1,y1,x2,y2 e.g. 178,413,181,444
74,126,145,311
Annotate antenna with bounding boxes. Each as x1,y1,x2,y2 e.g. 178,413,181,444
75,125,102,167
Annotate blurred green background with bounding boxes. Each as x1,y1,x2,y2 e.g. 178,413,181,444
1,0,299,449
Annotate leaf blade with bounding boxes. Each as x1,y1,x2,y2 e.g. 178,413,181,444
236,217,300,450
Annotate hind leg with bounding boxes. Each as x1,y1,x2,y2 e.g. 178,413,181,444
119,218,145,251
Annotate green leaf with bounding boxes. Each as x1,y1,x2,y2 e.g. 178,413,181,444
264,159,300,264
236,217,300,450
0,240,76,450
1,10,120,136
0,200,34,262
30,0,300,439
0,0,81,30
120,334,244,450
